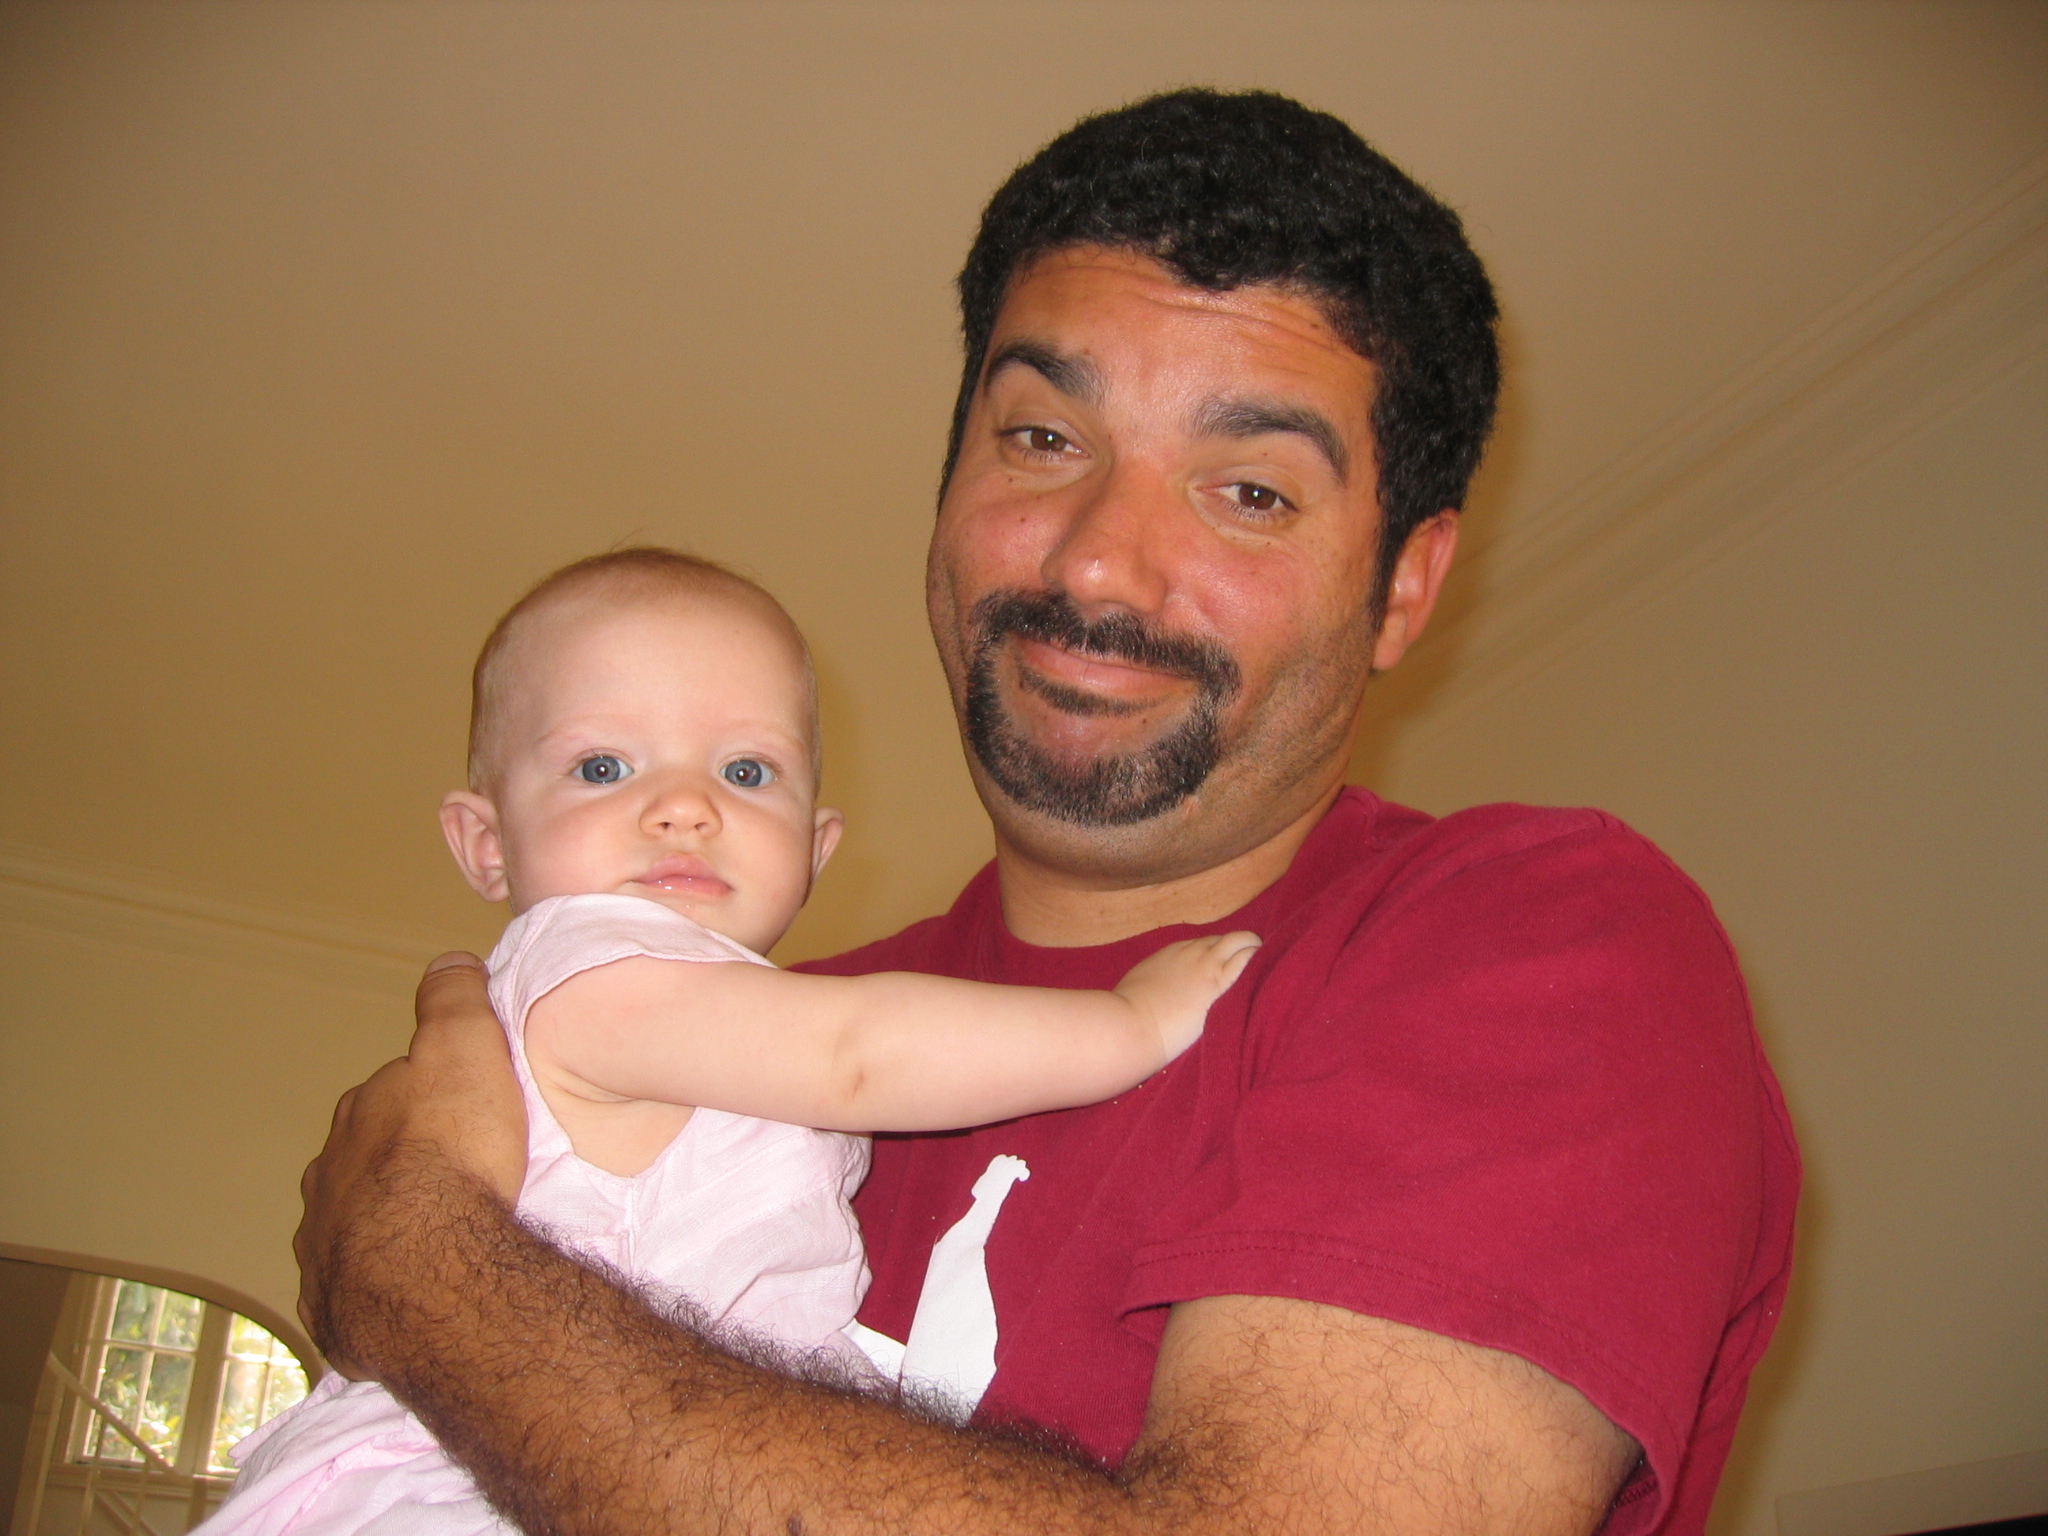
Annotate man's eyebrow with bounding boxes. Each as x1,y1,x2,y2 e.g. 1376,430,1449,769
1192,396,1351,483
983,339,1104,406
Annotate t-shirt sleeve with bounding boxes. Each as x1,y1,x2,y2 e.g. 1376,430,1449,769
1122,814,1789,1511
488,892,772,1039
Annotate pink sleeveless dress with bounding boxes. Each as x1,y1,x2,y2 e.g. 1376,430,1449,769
204,894,872,1535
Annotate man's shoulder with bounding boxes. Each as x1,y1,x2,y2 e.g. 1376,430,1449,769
1274,792,1753,1055
1280,793,1756,1072
1302,790,1710,925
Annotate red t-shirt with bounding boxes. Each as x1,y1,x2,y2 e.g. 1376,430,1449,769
802,790,1798,1535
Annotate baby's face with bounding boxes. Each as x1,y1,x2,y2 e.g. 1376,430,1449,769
445,589,837,956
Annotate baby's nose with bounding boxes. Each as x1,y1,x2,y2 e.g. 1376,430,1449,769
644,776,722,834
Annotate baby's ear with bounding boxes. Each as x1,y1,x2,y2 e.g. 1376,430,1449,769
440,791,510,904
810,805,845,882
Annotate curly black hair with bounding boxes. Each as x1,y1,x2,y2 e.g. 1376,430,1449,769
947,89,1500,602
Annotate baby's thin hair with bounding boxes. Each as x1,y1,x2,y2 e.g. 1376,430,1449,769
467,547,820,790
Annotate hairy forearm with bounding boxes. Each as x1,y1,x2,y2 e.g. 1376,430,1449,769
333,1163,1634,1536
329,1147,1198,1536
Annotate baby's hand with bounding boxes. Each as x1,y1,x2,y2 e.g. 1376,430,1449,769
1113,931,1261,1064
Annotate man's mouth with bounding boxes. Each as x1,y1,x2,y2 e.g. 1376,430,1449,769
632,856,732,898
961,588,1241,827
1012,637,1191,717
973,589,1240,714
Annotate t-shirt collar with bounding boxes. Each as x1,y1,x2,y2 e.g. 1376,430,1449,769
969,788,1385,986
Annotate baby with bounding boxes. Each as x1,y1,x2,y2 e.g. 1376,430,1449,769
206,548,1256,1535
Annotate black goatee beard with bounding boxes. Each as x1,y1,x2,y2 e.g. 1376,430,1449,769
962,589,1242,827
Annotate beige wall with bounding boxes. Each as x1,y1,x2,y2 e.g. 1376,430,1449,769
1,5,2043,1534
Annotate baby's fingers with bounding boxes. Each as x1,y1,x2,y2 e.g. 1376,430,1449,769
1210,931,1262,986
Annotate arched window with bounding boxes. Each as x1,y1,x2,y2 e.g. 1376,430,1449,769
70,1276,310,1475
4,1256,315,1536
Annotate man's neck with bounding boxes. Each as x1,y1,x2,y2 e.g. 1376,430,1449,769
993,783,1346,947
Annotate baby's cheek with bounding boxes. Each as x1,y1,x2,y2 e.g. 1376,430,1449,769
745,827,826,941
506,820,619,906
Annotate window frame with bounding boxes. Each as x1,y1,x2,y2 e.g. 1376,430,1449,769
2,1244,323,1536
67,1275,309,1477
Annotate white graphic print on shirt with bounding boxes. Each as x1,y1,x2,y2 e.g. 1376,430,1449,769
848,1154,1029,1421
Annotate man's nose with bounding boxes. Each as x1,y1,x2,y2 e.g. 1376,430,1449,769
1038,461,1178,618
641,773,722,838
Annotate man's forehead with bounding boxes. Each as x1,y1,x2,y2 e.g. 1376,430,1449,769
986,248,1373,401
997,247,1357,347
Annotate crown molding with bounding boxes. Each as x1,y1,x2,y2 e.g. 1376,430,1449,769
1386,151,2048,760
0,844,437,996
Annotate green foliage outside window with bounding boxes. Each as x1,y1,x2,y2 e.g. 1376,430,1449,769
80,1279,308,1475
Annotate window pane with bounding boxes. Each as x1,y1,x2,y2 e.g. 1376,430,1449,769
227,1314,271,1358
95,1417,141,1463
109,1281,153,1342
263,1358,308,1420
93,1343,144,1453
96,1345,143,1413
210,1359,263,1470
140,1351,192,1457
158,1290,203,1350
92,1344,144,1461
208,1314,310,1473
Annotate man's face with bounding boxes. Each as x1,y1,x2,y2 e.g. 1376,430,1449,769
928,247,1417,886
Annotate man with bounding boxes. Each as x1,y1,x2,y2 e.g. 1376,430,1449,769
296,90,1797,1536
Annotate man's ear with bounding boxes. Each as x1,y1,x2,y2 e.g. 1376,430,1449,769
811,806,846,884
440,791,511,904
1371,511,1460,672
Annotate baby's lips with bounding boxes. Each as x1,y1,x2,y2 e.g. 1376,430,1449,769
634,855,734,896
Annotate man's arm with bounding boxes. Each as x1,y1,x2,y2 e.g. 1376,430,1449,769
298,956,1637,1536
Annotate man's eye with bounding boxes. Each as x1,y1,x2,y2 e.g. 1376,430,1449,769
1013,426,1072,455
576,755,630,784
1229,482,1290,515
721,759,774,789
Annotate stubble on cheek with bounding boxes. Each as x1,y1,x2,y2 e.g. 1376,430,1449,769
1229,613,1375,800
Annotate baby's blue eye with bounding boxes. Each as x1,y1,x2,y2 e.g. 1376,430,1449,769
576,755,630,784
721,759,773,789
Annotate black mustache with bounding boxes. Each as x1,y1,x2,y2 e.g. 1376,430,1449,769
970,590,1241,700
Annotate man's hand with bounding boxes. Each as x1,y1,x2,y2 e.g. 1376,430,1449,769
294,952,527,1376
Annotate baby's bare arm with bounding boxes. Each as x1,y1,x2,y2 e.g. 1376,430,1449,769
523,934,1258,1132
